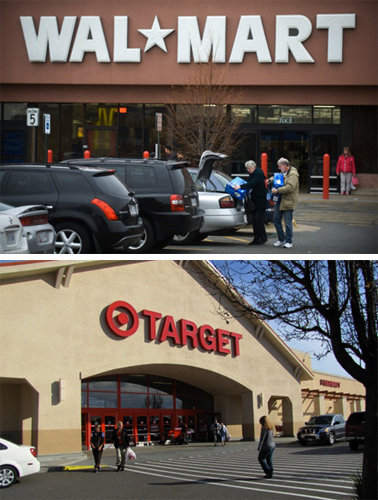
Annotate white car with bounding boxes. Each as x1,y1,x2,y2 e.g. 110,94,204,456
0,203,55,254
0,438,40,488
0,214,29,254
172,151,246,244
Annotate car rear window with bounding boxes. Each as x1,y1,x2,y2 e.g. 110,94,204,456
91,173,130,197
170,167,193,193
347,412,365,424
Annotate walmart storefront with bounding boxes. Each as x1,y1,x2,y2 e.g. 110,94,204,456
1,0,377,191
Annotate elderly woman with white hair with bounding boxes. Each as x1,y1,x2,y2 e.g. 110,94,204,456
234,160,268,245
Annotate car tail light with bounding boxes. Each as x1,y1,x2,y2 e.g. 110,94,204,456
91,198,119,220
20,214,49,226
219,195,235,209
170,194,185,212
30,447,37,458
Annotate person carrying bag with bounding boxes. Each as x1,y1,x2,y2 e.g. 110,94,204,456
235,160,268,245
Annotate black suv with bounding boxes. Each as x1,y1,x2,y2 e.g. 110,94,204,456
297,414,346,445
0,164,143,253
346,411,365,450
62,158,203,252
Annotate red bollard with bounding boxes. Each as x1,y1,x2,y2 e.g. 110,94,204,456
323,154,330,199
47,149,53,163
84,150,91,159
143,151,150,159
261,152,268,178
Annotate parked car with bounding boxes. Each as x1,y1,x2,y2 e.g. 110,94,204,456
0,202,55,253
297,414,345,445
0,164,143,254
0,438,40,488
171,151,246,244
61,157,203,253
346,411,365,450
0,213,29,254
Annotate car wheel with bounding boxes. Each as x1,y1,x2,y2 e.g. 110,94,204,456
349,440,359,451
54,222,93,254
299,439,307,446
0,465,18,488
170,231,198,245
127,218,155,253
328,432,336,445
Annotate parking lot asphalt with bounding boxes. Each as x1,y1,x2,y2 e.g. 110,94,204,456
6,440,363,500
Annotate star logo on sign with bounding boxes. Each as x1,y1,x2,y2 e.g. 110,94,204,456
138,16,174,53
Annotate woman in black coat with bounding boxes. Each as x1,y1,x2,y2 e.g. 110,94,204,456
236,160,267,245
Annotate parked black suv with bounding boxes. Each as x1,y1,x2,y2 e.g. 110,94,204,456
0,164,143,253
297,414,346,445
62,158,204,252
346,411,365,450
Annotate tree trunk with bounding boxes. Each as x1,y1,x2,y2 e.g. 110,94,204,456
362,366,377,499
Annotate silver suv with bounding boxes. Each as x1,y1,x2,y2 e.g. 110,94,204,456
297,414,345,445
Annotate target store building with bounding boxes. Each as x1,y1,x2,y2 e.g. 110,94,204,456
0,0,377,192
0,259,318,454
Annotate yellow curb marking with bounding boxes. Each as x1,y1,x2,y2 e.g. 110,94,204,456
64,465,111,471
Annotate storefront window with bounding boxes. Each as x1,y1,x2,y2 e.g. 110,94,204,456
88,378,117,391
258,105,312,124
231,105,257,123
89,392,117,408
121,393,149,408
120,375,148,392
118,104,144,157
313,106,341,124
3,103,27,121
60,103,84,160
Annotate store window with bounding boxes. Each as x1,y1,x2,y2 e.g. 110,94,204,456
231,105,257,124
60,104,85,160
118,104,144,157
144,104,167,155
258,105,312,124
3,103,27,121
313,106,341,124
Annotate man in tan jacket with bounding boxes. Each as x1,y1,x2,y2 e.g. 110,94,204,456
271,157,299,249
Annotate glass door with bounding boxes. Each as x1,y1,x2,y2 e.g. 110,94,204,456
150,415,160,443
104,415,116,444
137,415,148,444
122,415,135,445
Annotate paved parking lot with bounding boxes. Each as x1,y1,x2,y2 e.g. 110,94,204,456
4,441,363,500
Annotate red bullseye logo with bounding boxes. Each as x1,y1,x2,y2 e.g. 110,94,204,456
105,301,139,338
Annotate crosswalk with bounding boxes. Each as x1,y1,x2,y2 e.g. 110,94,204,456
127,445,362,499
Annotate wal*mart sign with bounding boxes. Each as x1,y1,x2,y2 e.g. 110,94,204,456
20,14,356,64
105,301,243,357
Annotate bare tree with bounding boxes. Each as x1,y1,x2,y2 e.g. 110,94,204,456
166,62,244,164
213,260,377,500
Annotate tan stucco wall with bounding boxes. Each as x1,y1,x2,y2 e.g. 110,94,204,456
1,261,306,453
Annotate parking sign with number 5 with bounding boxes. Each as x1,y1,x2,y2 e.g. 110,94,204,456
27,108,39,127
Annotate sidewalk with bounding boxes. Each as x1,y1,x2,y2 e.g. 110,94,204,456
38,437,297,471
298,188,378,204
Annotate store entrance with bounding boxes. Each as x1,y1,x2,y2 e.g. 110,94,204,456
260,131,309,186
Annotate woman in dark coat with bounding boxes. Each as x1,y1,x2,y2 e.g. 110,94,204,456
91,424,104,473
236,160,267,245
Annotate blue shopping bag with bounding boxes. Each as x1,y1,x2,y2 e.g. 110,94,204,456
273,173,284,189
225,177,248,200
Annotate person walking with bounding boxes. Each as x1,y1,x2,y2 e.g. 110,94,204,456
270,157,299,249
336,146,356,195
220,422,229,446
210,419,221,446
235,160,268,245
90,424,104,473
257,416,276,479
112,421,130,471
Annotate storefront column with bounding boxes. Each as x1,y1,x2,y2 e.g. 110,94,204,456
314,394,326,415
335,396,346,416
241,391,255,440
